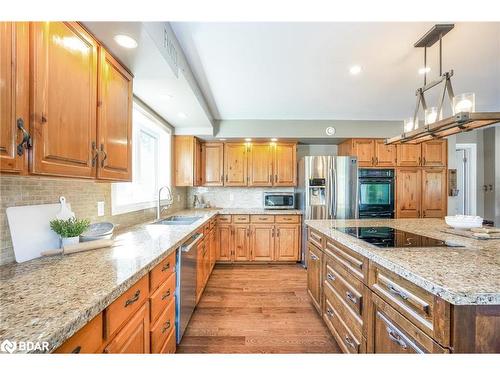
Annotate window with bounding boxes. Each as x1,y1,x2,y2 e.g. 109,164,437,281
112,100,171,215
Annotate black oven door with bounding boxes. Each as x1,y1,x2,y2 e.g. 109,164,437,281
358,178,394,217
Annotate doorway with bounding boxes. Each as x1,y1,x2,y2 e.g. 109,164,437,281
455,143,477,215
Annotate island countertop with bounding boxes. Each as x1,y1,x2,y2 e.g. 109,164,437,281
305,218,500,306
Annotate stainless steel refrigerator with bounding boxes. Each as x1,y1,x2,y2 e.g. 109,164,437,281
297,156,358,265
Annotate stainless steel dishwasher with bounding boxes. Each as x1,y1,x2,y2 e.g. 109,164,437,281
175,231,203,343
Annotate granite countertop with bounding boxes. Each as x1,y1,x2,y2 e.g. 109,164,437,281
305,218,500,306
216,208,302,215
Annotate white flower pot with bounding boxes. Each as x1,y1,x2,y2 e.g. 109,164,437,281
61,236,79,248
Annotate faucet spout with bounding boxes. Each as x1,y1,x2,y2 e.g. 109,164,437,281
157,186,173,220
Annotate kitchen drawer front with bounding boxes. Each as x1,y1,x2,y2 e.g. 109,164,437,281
233,214,250,223
106,275,149,338
370,293,448,353
217,214,232,223
150,272,176,325
150,299,175,353
55,313,103,353
324,256,364,319
308,228,324,250
369,262,441,340
275,215,300,224
323,292,363,353
250,215,275,223
159,328,176,353
325,237,367,281
150,251,176,293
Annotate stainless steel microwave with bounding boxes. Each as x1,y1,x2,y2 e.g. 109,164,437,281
263,192,295,210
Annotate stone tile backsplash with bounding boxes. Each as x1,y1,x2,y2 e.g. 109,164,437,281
187,186,294,209
0,175,187,266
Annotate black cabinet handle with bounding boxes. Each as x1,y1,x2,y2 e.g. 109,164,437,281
71,345,82,354
162,262,170,272
100,144,107,167
16,118,32,156
124,290,141,307
161,289,171,300
162,319,171,333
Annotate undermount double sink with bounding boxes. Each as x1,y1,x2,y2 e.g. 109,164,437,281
154,216,202,225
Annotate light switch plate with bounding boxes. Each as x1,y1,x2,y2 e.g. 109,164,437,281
97,201,105,217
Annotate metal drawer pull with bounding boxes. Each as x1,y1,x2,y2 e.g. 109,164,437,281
124,290,141,307
346,291,357,304
310,254,319,261
71,345,82,354
387,284,409,301
326,308,334,318
344,336,356,349
161,289,171,300
327,273,336,282
386,327,408,350
162,262,170,271
162,320,171,333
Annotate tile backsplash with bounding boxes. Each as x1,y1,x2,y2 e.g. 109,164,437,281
0,175,187,266
187,187,294,209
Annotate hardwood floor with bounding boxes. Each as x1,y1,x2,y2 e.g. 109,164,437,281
177,263,341,353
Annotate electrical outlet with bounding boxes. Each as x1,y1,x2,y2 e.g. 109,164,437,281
177,194,181,202
97,201,105,217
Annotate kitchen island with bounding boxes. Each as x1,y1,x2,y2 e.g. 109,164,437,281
305,218,499,353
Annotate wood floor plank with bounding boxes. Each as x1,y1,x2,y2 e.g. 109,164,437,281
177,264,340,354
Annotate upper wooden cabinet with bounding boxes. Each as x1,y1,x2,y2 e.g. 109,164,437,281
0,22,29,174
202,142,224,186
421,140,447,167
396,143,422,167
224,143,248,186
96,49,133,181
174,135,202,186
30,22,99,179
338,139,396,167
374,140,396,167
353,139,375,167
248,143,273,186
274,142,297,186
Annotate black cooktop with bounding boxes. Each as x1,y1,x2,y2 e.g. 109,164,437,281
336,226,463,248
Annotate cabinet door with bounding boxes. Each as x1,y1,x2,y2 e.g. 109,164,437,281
30,22,98,178
352,139,375,167
248,143,273,186
104,303,150,354
194,137,203,186
274,143,297,186
233,224,250,261
96,49,132,181
374,140,396,167
0,22,29,173
224,143,247,186
174,136,196,186
275,224,300,261
216,224,232,261
250,225,274,261
396,169,421,218
202,142,224,186
421,140,447,167
307,244,322,312
209,228,216,270
421,168,447,218
396,144,422,167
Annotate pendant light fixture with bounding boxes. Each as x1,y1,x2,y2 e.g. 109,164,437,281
386,24,500,145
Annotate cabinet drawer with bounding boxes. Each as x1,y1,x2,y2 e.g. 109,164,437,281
150,272,176,325
325,237,367,281
106,275,149,338
233,214,250,223
369,262,446,342
150,251,176,293
150,299,175,353
323,293,363,353
250,215,274,223
275,215,300,223
159,328,176,354
55,313,103,353
308,228,324,250
217,214,232,223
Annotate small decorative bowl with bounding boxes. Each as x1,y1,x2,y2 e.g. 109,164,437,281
80,222,114,242
445,215,483,230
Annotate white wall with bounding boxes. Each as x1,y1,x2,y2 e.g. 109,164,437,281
297,144,338,160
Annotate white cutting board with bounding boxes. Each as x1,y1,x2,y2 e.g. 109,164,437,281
6,202,72,263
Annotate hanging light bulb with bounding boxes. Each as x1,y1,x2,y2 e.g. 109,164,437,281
403,117,418,132
425,107,441,125
453,93,475,114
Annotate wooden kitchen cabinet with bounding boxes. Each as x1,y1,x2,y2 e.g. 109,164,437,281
421,168,447,218
96,48,133,181
248,143,273,186
421,140,447,167
0,22,29,174
352,139,375,167
224,143,248,186
250,224,274,261
274,142,297,186
174,135,202,186
30,22,99,178
216,224,232,262
307,243,323,313
209,225,217,271
396,168,421,218
202,142,224,186
374,140,396,167
338,139,395,167
233,224,251,261
196,238,208,303
55,313,104,353
274,224,300,261
396,143,422,167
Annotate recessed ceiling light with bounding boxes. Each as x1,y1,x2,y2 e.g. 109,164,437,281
349,65,362,75
271,138,278,142
418,66,431,75
113,34,138,49
178,112,187,119
245,138,252,142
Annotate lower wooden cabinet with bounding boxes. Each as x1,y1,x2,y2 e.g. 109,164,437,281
250,224,274,261
54,313,104,353
233,224,251,261
306,243,322,313
150,300,175,354
216,224,232,262
275,224,300,261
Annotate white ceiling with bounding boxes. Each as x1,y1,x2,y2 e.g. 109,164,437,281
171,22,500,121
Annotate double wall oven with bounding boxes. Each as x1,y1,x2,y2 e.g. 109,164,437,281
358,169,395,218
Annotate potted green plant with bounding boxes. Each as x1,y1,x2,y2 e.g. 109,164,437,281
50,217,90,247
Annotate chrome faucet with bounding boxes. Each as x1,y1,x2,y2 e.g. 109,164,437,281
157,186,173,220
